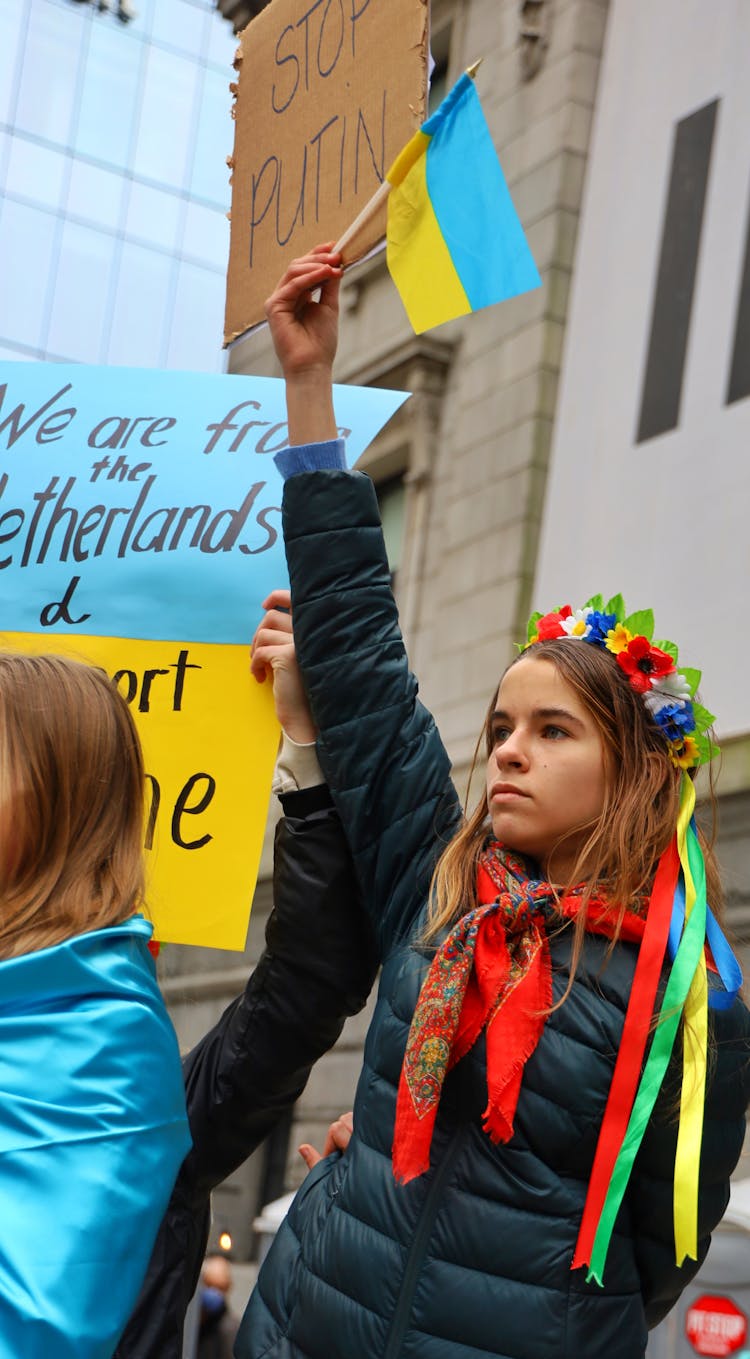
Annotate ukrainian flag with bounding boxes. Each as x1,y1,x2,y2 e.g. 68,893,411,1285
386,73,541,333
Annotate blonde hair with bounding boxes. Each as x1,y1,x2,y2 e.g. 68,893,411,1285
0,653,146,960
426,639,723,965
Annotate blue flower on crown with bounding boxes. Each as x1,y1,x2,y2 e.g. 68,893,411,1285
585,611,618,646
652,701,697,743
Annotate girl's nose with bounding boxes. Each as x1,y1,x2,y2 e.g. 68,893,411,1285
496,730,529,770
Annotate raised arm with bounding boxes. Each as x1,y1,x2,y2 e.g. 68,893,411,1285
115,624,377,1359
263,250,462,956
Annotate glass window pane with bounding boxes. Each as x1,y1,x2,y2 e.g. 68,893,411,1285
125,180,183,250
207,11,239,69
376,477,406,574
207,15,237,69
67,158,126,230
182,200,229,267
107,241,172,367
0,3,25,125
46,220,114,364
15,5,82,146
150,0,210,57
165,259,225,371
76,24,143,169
189,65,233,207
6,138,68,212
0,345,33,363
133,47,197,190
0,200,57,350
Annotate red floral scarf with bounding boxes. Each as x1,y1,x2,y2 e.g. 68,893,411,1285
392,841,646,1184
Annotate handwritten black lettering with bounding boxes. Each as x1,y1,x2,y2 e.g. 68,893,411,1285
2,474,285,568
203,400,267,454
249,157,280,268
272,24,300,113
87,415,175,451
350,0,372,57
170,650,201,712
144,774,160,851
0,475,24,569
0,382,76,450
355,90,386,193
297,0,327,92
138,668,171,713
39,575,91,627
239,504,279,555
318,0,344,78
112,650,202,713
171,773,215,850
201,483,264,553
277,146,307,247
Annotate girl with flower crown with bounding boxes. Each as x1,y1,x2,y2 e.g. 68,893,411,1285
238,246,750,1359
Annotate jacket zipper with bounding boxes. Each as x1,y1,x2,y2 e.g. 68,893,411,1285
383,1127,465,1359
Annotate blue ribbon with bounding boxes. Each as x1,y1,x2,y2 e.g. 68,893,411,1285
667,821,743,1011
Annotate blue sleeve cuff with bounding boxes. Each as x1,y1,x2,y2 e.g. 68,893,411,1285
274,439,347,480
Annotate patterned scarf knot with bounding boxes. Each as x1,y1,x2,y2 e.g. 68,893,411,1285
392,841,620,1184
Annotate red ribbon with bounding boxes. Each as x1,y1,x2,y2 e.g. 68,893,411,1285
572,837,679,1269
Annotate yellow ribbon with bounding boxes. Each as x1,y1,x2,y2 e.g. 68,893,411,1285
673,775,708,1264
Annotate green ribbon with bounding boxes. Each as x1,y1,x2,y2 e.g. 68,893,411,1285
586,785,707,1285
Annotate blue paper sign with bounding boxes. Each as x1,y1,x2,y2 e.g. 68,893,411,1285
0,363,408,643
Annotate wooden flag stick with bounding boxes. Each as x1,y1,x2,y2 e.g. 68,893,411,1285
334,59,483,258
334,178,392,256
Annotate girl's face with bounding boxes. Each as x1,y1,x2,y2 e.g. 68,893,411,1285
485,656,608,881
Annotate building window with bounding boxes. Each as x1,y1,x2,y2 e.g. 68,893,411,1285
375,474,407,585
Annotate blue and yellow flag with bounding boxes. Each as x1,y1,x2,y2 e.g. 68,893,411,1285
386,73,541,333
0,917,190,1358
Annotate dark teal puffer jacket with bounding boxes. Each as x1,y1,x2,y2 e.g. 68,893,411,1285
237,469,750,1359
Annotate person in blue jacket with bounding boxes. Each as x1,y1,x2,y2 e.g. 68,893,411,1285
0,652,190,1359
236,245,750,1359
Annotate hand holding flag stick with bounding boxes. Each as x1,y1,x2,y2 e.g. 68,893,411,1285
335,62,541,333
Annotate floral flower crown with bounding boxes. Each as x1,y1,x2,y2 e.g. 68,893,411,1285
523,593,717,769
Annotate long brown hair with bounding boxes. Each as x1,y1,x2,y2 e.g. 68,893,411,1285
426,639,723,970
0,653,146,960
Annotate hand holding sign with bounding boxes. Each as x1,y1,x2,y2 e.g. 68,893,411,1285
252,589,316,745
0,362,407,947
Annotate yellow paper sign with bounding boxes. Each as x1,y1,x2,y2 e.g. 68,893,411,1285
1,631,279,950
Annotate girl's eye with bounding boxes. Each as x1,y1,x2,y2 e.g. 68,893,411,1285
542,724,567,740
491,726,511,745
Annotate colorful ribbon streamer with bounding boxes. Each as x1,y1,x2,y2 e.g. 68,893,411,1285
573,773,740,1284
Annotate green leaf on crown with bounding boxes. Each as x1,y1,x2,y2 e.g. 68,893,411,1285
654,639,679,662
605,593,625,620
692,702,716,732
585,594,604,612
623,608,654,639
681,667,701,697
527,611,542,641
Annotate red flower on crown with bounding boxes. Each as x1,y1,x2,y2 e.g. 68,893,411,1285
535,605,572,641
616,636,676,694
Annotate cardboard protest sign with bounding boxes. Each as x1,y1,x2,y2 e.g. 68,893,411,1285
224,0,428,344
0,362,408,948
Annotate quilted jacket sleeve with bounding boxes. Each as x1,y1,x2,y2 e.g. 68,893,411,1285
282,468,462,958
114,787,377,1359
628,996,750,1328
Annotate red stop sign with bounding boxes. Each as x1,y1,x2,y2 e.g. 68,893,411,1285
686,1295,748,1356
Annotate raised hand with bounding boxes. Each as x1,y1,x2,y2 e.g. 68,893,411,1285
251,589,316,745
264,243,342,445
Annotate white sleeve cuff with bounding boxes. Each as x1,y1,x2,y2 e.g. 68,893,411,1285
272,731,325,796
